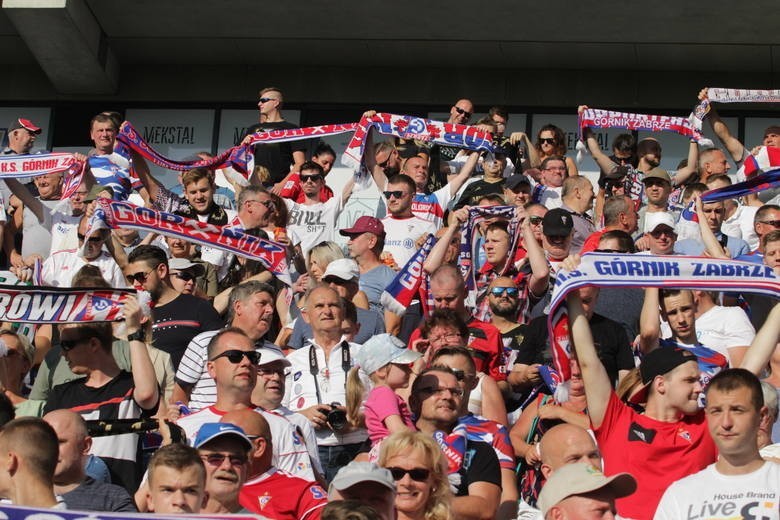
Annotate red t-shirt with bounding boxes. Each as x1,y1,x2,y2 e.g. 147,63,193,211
239,468,326,520
580,229,607,254
593,392,717,520
278,173,334,203
408,318,507,381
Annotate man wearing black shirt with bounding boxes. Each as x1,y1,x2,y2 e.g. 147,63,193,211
244,87,307,186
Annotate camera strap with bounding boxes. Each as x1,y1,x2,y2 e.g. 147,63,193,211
308,341,351,405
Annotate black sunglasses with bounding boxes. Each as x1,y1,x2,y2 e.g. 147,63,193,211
490,286,519,297
77,233,104,243
300,173,324,183
378,150,396,169
126,269,154,284
539,137,556,145
383,190,407,200
172,271,197,282
387,466,431,482
759,219,780,228
200,453,248,467
594,248,626,254
61,337,89,351
453,106,472,118
258,97,275,104
210,349,262,364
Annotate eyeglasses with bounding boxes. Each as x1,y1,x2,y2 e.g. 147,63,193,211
378,149,396,169
650,229,675,238
387,467,431,482
210,349,262,364
539,137,556,145
428,332,462,345
258,97,276,104
61,337,89,352
300,173,324,183
172,271,197,282
419,385,464,398
594,248,626,254
759,219,780,228
126,269,154,285
543,166,566,172
383,190,407,200
77,233,104,243
257,366,290,377
453,106,472,118
490,286,519,297
200,453,248,467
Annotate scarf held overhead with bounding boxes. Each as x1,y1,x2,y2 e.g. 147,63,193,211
86,198,292,285
547,253,780,398
690,88,780,132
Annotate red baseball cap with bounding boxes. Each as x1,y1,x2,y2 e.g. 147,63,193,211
339,215,385,237
9,118,41,135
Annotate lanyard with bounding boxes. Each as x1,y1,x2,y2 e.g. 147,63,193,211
308,341,351,405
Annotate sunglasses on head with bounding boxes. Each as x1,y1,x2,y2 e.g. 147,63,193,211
77,233,103,243
126,269,154,285
490,286,519,297
539,137,556,145
210,349,262,364
453,106,472,118
383,190,407,200
387,466,431,482
200,453,247,467
172,271,197,282
300,173,324,183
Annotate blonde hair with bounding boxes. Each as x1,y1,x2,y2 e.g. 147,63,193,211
616,367,643,403
307,241,346,287
378,431,452,520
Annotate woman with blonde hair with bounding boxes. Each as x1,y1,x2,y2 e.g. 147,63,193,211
378,430,453,520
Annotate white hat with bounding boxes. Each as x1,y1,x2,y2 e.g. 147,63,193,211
538,463,637,516
355,334,421,375
644,212,676,233
168,257,206,277
322,258,360,281
256,345,291,368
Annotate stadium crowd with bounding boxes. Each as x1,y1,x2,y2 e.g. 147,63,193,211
0,85,777,520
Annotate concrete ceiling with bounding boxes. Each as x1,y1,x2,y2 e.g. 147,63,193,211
1,0,780,108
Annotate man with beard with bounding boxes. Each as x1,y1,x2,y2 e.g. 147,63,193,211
173,280,278,411
636,167,676,239
124,245,222,370
193,422,253,514
488,277,528,377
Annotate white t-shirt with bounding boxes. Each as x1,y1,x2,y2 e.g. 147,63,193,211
381,214,437,268
285,196,343,259
539,186,563,210
42,249,126,288
722,204,759,251
50,211,81,255
655,461,780,520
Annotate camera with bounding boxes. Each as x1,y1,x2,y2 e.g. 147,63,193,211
327,402,348,432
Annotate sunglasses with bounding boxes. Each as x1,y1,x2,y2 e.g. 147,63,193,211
453,106,472,118
490,286,519,297
210,349,262,364
61,337,89,352
650,229,675,238
258,97,275,104
594,248,626,254
77,233,104,243
200,453,247,467
300,173,324,183
450,369,475,382
172,271,197,282
539,137,556,145
126,269,154,285
528,216,544,225
759,219,780,228
383,190,407,200
378,150,396,169
387,466,431,482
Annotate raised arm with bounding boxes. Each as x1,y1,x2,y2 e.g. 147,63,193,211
521,216,550,296
739,303,780,375
340,175,356,206
699,88,746,163
123,295,160,410
445,150,480,195
578,105,619,175
129,150,163,203
639,287,662,354
671,141,700,186
4,178,44,222
566,272,612,428
423,208,467,274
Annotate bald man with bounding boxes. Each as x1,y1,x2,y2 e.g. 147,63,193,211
43,410,136,512
223,410,327,520
539,424,601,479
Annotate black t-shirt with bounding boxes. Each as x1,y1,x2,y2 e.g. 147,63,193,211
516,313,634,387
453,179,505,210
152,293,223,369
456,439,501,496
244,121,308,184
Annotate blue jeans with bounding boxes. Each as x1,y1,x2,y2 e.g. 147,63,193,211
318,442,366,484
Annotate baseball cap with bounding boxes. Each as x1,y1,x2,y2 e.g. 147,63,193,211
256,345,291,368
340,216,385,237
538,463,637,516
328,461,396,498
644,212,676,233
763,125,780,138
355,333,421,375
322,258,359,282
8,118,41,135
168,258,206,278
642,167,671,184
84,184,114,202
542,208,574,237
194,422,253,451
630,347,698,404
504,174,531,191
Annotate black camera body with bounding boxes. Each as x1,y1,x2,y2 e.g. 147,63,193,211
327,402,348,432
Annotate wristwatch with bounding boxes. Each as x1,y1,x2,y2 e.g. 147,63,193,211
127,329,145,343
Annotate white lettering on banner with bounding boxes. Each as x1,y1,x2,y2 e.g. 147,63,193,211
592,260,681,278
142,126,195,145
